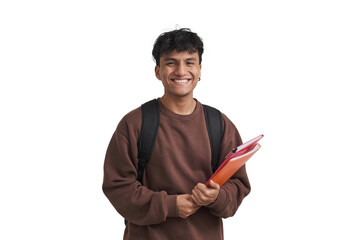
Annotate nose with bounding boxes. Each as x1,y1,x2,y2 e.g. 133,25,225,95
175,62,187,76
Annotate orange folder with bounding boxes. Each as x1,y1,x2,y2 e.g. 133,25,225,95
206,135,263,187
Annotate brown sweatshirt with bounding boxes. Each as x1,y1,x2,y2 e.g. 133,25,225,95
102,99,251,240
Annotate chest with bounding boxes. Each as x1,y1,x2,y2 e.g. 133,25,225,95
144,115,213,193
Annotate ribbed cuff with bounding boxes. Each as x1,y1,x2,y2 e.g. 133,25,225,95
166,195,178,217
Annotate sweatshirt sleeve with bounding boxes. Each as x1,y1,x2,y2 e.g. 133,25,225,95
206,114,251,218
102,111,178,226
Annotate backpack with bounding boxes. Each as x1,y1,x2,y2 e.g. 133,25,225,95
125,99,223,225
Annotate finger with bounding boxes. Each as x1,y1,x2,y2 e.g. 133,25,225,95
193,186,205,197
194,188,211,205
190,196,200,207
193,188,208,205
190,193,198,205
192,189,201,204
184,194,193,201
209,180,220,190
195,183,209,195
191,195,198,205
196,183,217,198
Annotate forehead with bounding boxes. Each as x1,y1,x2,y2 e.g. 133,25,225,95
160,50,199,61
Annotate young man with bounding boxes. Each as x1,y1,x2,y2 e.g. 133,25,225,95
103,28,251,240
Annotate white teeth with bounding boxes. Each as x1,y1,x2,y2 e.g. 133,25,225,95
174,79,188,83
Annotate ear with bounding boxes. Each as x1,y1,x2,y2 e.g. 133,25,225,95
155,65,161,80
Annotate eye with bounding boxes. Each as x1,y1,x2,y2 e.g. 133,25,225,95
166,62,175,66
187,62,195,65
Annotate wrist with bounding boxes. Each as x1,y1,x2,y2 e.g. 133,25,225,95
206,189,224,209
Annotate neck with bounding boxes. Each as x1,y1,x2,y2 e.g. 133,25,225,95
160,95,196,115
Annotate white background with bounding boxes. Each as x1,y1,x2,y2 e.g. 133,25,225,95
1,0,359,239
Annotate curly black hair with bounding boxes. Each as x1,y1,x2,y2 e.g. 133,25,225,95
152,28,204,66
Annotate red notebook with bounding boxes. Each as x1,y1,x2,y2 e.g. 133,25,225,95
206,134,263,187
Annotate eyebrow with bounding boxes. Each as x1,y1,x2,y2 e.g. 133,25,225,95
163,57,177,62
163,57,198,62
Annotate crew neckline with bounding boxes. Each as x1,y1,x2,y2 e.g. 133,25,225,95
157,98,202,121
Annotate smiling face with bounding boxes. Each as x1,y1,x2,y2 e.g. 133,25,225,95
155,50,201,100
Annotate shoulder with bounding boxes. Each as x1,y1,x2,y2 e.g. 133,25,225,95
220,112,242,145
123,106,142,124
221,112,237,130
115,106,142,137
199,101,242,147
198,100,237,131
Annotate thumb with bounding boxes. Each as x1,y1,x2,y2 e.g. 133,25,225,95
209,180,220,190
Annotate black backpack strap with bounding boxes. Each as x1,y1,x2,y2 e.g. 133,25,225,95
203,105,224,173
137,99,160,183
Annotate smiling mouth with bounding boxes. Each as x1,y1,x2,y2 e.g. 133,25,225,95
171,79,192,83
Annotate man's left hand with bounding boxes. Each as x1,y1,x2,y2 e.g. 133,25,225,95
191,180,220,206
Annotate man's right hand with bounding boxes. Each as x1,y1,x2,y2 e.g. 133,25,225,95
176,194,200,219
